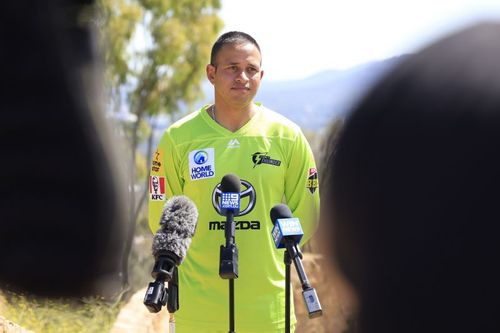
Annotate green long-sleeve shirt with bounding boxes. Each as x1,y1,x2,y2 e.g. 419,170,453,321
149,104,320,333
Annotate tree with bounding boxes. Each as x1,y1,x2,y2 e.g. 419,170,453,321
96,0,223,290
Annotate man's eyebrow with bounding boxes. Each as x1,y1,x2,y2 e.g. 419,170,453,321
221,61,260,68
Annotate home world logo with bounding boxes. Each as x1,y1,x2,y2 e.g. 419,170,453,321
189,148,215,180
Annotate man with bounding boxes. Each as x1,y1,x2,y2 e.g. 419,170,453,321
149,31,319,332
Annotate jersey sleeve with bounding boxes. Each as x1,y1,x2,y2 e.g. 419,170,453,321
284,130,320,244
148,131,184,233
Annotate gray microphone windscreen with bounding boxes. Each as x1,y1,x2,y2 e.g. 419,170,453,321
152,195,198,261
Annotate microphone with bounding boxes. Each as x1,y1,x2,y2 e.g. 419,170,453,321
219,173,240,279
218,174,241,332
220,173,241,239
270,204,304,249
270,204,323,318
144,195,198,313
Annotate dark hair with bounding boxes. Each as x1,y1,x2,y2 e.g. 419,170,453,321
327,22,500,333
210,31,261,65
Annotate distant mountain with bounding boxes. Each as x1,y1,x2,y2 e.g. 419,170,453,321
195,55,406,131
147,55,407,149
139,56,406,161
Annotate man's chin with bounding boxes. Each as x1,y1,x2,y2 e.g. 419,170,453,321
231,89,255,100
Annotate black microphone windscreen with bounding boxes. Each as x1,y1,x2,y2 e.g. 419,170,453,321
220,173,241,193
270,204,293,225
152,196,198,261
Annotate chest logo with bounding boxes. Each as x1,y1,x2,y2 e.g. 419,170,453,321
251,152,281,168
227,139,240,149
212,179,256,217
189,148,215,180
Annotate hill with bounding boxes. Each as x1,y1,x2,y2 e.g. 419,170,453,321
194,55,405,131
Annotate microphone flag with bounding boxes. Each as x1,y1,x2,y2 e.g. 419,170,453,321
272,217,304,249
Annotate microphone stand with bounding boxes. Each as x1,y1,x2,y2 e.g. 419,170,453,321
220,210,239,333
167,267,179,333
284,240,322,319
284,250,292,333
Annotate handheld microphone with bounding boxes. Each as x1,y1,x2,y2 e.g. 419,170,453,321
270,204,322,319
220,173,241,216
270,205,304,249
144,195,198,313
218,174,241,332
220,173,241,240
219,173,240,279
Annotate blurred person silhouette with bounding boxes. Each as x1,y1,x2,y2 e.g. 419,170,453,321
323,22,500,332
0,1,127,298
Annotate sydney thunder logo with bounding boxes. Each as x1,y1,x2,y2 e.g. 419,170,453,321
251,152,281,168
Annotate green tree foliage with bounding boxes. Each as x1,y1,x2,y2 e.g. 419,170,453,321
95,0,223,291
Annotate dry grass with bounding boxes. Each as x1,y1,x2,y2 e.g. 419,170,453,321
110,250,358,333
0,291,122,333
292,252,357,333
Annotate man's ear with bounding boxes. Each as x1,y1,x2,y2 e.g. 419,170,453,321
260,69,264,80
206,64,216,84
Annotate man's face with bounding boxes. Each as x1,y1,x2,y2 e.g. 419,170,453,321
206,42,264,109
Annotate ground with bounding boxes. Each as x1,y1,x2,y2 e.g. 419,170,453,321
110,253,357,333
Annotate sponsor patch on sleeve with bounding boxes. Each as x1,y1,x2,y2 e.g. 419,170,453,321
149,175,166,201
307,167,318,194
151,148,163,173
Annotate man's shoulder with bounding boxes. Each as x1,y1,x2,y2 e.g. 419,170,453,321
258,105,302,138
169,109,203,131
162,108,207,143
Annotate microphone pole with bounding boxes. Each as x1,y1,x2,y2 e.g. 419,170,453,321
285,240,322,317
284,250,292,333
167,267,179,333
270,204,322,330
218,174,241,333
224,207,237,333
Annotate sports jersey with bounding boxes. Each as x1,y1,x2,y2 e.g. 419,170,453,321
148,103,320,333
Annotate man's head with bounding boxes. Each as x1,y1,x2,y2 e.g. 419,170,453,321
210,31,261,66
206,31,264,109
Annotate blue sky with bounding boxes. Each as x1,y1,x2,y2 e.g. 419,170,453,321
220,0,500,81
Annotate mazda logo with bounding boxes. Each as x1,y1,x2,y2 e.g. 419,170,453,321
212,179,256,216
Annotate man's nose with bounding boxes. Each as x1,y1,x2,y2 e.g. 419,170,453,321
236,70,249,82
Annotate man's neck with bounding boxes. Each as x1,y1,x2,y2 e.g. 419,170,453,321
210,102,257,132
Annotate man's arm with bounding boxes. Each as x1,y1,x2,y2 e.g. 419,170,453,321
284,130,320,244
148,131,184,233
